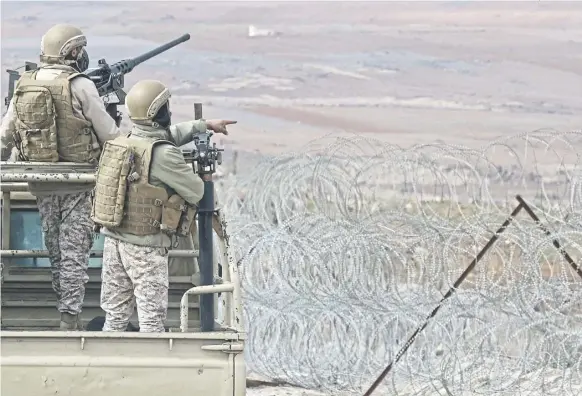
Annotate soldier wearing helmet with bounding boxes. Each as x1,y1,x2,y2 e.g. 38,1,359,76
0,24,121,330
91,79,236,332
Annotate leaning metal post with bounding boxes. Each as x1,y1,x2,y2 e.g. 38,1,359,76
362,199,525,396
516,195,582,280
194,102,215,332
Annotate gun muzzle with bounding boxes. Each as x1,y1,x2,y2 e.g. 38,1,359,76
109,33,192,76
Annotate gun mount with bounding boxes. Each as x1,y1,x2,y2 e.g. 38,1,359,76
182,103,222,332
4,33,191,125
182,132,224,176
182,103,224,176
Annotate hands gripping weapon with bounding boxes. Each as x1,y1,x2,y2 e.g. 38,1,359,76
3,33,191,125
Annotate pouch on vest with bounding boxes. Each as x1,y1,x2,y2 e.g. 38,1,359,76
160,194,188,235
91,141,134,227
177,205,197,237
12,86,59,162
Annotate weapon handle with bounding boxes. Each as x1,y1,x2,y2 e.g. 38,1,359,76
105,104,122,127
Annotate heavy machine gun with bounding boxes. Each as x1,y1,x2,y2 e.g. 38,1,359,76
4,33,191,125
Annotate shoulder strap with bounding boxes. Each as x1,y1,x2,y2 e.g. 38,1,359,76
143,139,177,181
66,72,91,82
16,70,36,83
152,139,176,148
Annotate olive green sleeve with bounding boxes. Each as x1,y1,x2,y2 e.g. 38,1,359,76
168,120,207,146
150,144,204,206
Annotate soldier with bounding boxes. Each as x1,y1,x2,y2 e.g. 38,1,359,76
91,79,236,332
0,24,121,330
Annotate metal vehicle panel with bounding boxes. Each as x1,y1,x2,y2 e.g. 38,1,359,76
0,162,246,396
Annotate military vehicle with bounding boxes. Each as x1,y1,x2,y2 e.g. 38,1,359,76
1,33,247,396
0,163,247,396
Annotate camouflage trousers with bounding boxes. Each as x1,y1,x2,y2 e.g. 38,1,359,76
101,237,169,332
37,191,93,315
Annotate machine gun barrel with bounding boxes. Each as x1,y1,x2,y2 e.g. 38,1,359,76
4,33,191,121
108,33,191,75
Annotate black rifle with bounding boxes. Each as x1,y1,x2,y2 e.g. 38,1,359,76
4,33,191,125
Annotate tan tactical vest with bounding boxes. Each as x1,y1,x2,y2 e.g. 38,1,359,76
91,135,196,236
11,68,102,163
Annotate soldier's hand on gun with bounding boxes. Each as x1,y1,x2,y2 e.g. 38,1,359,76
206,119,237,135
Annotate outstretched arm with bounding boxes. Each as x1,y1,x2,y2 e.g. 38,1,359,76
169,119,237,146
169,120,207,147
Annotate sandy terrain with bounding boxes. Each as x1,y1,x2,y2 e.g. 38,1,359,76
2,1,582,394
2,1,581,157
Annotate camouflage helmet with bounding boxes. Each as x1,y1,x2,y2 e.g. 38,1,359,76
125,80,171,127
40,24,87,64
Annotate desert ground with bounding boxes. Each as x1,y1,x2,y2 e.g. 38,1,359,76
2,1,581,156
2,1,582,395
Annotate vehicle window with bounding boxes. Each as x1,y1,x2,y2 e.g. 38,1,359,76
10,209,104,268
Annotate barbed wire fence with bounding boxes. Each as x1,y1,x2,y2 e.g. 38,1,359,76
217,128,582,395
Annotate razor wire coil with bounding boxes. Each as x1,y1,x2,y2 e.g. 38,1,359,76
219,129,582,395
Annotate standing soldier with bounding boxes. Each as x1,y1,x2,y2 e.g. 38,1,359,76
0,24,121,330
91,79,235,332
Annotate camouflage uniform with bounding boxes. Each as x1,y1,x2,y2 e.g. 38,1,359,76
100,236,169,332
0,24,121,331
97,121,205,332
94,80,208,333
37,191,93,316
